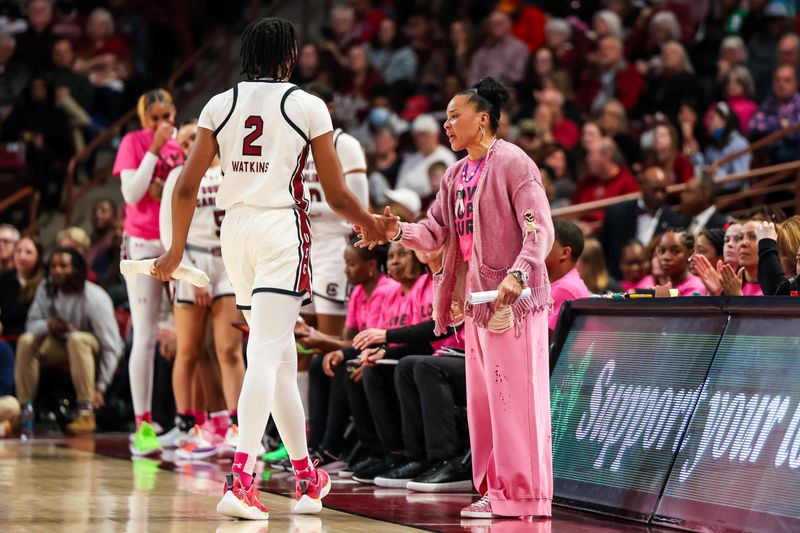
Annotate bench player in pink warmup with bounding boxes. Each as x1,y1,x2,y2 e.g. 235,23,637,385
152,18,386,520
370,77,555,519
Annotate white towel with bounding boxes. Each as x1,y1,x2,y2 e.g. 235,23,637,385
120,259,210,288
467,288,532,305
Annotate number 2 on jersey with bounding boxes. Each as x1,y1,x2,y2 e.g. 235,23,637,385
242,115,263,156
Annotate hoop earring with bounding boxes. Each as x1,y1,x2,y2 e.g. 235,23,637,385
480,125,486,136
478,125,484,142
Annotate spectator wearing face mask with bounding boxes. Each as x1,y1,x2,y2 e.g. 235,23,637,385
695,102,751,178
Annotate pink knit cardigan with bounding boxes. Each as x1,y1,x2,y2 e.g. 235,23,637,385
400,139,554,335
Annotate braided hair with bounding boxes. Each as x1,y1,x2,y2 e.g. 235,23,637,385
240,17,298,81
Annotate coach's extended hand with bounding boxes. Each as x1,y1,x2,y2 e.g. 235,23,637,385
354,206,399,249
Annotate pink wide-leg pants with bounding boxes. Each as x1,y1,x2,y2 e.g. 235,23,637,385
464,309,553,517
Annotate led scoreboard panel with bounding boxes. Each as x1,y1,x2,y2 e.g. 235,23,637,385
656,316,800,532
550,299,800,531
550,310,726,521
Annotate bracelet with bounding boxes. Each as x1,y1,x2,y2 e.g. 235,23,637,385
391,225,403,242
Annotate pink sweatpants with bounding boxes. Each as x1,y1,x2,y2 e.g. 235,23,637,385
465,309,553,517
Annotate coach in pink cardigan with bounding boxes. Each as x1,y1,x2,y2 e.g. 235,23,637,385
374,78,554,519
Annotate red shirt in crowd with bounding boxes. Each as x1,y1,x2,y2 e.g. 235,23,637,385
552,118,580,150
572,166,640,223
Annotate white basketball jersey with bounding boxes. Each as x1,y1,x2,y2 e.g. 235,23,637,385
160,165,224,250
197,80,333,211
303,128,367,238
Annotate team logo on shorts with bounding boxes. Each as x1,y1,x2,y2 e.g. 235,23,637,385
326,283,339,297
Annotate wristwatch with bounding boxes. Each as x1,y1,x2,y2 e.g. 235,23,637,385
508,270,525,288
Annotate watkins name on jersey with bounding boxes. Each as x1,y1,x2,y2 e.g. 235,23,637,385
230,160,270,173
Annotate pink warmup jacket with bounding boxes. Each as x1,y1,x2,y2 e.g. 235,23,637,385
400,139,555,333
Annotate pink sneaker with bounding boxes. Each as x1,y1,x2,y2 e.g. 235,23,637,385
292,466,332,514
461,494,493,518
176,424,223,460
216,472,269,520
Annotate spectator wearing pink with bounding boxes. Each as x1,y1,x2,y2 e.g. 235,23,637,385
723,66,758,137
656,231,706,296
467,11,528,86
409,248,464,353
391,77,555,518
380,243,427,329
619,240,654,293
545,219,591,334
113,89,183,433
572,138,639,224
735,220,764,296
346,257,398,335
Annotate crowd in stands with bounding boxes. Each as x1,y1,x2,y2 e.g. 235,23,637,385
0,0,235,213
2,0,800,492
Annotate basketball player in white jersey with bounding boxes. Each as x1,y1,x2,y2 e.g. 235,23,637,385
301,83,369,336
152,18,387,521
160,120,246,458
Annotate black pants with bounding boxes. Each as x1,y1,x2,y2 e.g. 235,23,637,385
395,355,467,461
341,362,383,454
362,365,404,452
308,354,352,454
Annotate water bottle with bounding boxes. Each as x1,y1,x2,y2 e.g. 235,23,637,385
20,403,33,441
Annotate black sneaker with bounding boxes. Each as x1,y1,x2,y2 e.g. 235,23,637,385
310,448,348,472
340,455,382,479
352,455,403,484
374,458,433,488
406,458,474,493
271,457,293,472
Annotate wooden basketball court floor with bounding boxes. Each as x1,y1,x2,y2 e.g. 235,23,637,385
0,436,672,533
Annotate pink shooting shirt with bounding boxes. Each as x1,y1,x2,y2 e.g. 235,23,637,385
620,276,655,293
410,272,465,351
549,268,591,331
672,273,706,296
379,276,421,329
345,275,400,332
454,157,484,262
113,128,184,240
742,281,763,296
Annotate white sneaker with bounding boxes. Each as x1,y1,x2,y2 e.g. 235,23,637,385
157,426,185,448
218,424,238,458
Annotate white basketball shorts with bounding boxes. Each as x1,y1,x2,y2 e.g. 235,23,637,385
220,204,312,310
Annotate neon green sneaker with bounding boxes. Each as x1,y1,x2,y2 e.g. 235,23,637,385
296,342,315,355
261,442,288,463
132,458,160,491
130,421,163,457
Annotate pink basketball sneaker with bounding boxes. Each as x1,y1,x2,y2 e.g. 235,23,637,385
216,472,270,520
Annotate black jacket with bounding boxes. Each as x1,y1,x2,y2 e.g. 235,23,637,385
598,199,687,280
758,238,799,295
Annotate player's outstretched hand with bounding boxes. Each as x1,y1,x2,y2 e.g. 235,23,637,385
355,206,399,249
152,248,182,282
